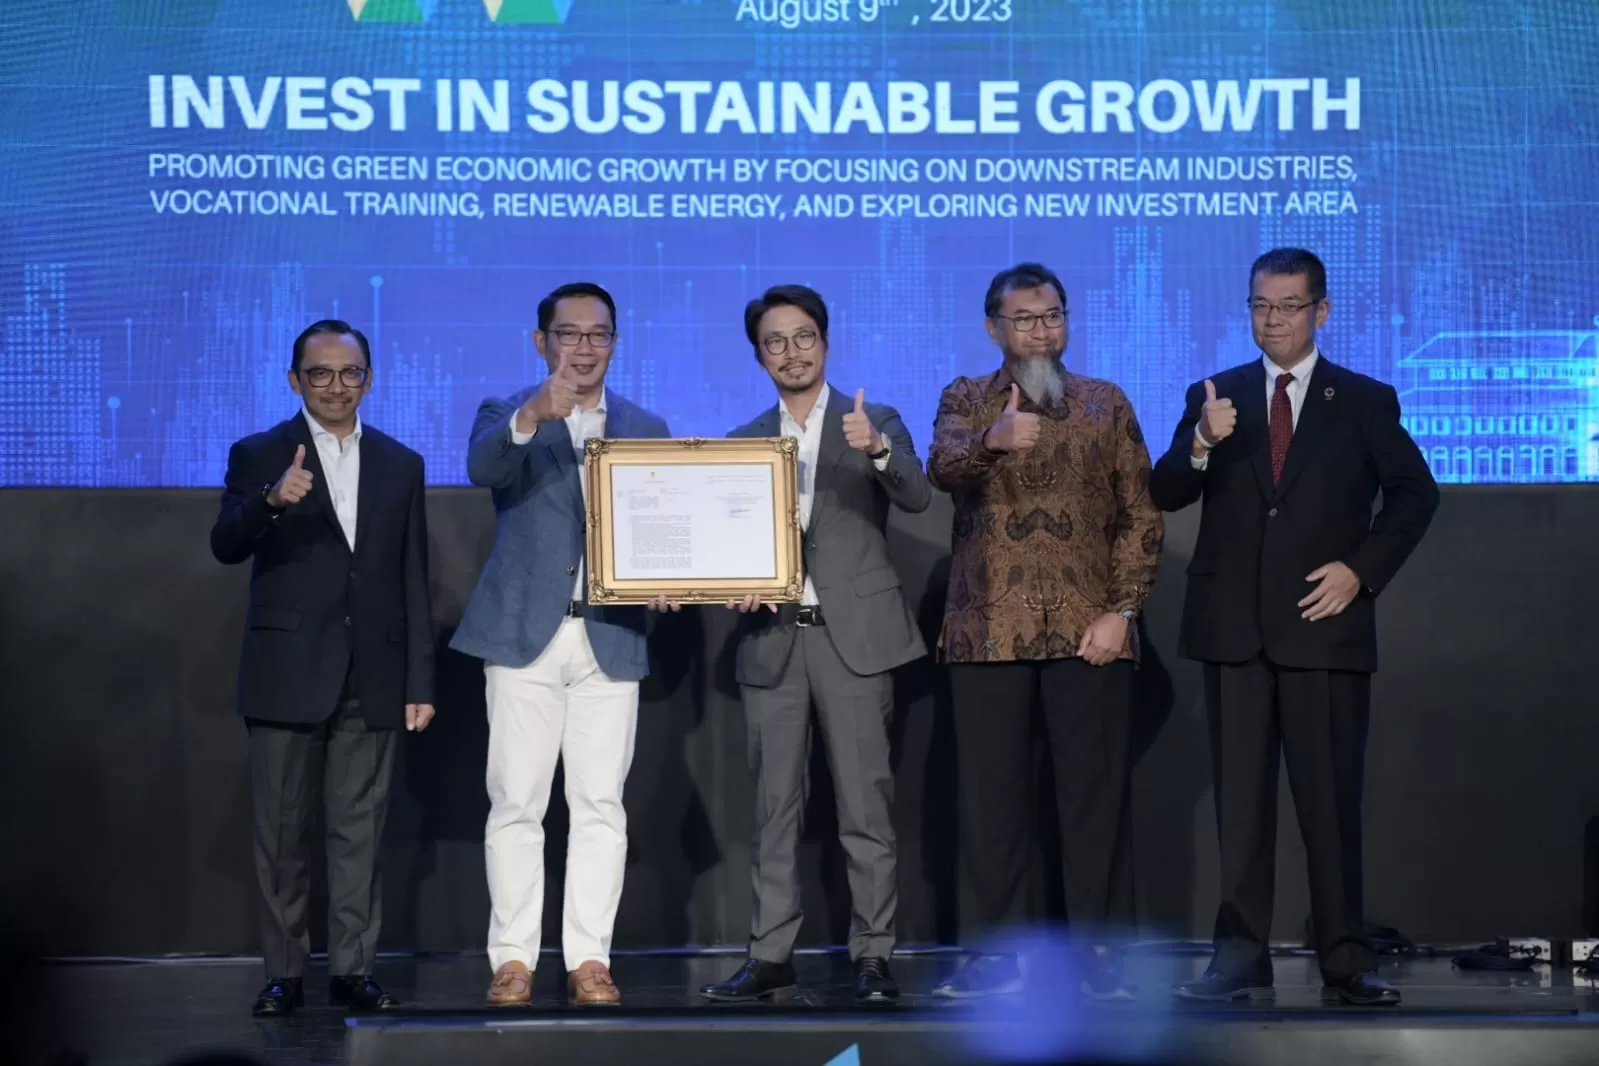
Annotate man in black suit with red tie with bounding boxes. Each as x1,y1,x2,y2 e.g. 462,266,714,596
211,320,435,1017
1149,249,1439,1007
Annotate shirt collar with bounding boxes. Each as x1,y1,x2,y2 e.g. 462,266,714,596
571,387,608,417
988,360,1075,405
302,406,362,443
1263,347,1320,383
780,382,830,430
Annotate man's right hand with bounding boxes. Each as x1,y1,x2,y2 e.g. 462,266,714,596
266,445,313,509
983,384,1041,453
515,349,579,434
1193,378,1236,456
726,594,779,613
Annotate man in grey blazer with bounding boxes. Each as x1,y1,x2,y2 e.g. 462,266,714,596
451,282,671,1008
699,285,930,1006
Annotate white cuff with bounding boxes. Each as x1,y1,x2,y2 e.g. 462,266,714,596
871,436,892,472
509,412,535,446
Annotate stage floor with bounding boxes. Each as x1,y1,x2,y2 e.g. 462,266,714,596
20,949,1599,1066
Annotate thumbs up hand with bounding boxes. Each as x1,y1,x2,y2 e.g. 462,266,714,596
982,383,1042,453
842,387,884,453
1196,378,1236,450
267,444,314,509
518,347,580,432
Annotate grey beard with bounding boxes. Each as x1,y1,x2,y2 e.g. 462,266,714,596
1011,356,1064,406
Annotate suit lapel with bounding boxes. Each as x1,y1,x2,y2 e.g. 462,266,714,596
288,414,348,549
809,387,848,531
752,404,782,438
1274,357,1339,498
353,431,377,558
1233,361,1275,499
538,417,582,508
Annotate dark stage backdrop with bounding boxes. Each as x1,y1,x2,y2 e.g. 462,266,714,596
2,485,1598,958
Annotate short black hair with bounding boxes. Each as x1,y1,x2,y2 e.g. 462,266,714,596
537,282,617,334
1250,247,1327,301
291,319,370,371
983,263,1066,319
743,284,829,357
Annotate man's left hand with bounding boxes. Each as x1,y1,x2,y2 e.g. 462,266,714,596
1077,613,1128,666
647,596,681,613
405,703,435,732
1300,562,1361,621
842,388,884,453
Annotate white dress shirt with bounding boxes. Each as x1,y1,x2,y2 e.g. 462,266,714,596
777,384,892,606
303,407,360,551
510,390,607,601
779,385,829,606
1191,348,1320,470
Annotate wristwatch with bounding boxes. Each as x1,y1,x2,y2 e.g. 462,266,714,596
866,438,891,462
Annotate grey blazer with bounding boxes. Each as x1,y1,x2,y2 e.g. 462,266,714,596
727,385,931,686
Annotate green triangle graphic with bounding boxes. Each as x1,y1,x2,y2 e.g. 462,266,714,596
491,0,575,24
353,0,428,22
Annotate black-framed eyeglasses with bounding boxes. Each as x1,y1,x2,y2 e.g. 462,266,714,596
551,328,616,349
1247,299,1320,317
300,366,369,388
993,309,1067,332
762,330,819,356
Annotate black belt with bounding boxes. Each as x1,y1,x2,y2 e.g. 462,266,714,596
565,602,585,618
795,605,824,627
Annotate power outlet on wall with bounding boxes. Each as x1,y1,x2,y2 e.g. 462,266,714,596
1572,940,1599,963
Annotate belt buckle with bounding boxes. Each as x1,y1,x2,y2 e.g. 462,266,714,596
795,607,817,627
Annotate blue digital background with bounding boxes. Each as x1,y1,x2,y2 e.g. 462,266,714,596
0,0,1595,487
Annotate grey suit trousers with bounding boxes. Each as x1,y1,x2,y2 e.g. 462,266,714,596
246,691,396,979
743,623,897,963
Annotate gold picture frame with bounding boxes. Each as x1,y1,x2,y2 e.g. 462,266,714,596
584,437,804,605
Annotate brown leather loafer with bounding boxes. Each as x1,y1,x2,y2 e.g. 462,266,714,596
487,961,533,1007
568,960,621,1006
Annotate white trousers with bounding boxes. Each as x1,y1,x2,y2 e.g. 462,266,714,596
484,618,638,974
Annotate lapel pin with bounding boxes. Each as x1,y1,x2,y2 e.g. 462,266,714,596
1324,386,1335,400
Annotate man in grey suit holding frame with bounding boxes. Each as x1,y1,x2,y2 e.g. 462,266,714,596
699,285,931,1006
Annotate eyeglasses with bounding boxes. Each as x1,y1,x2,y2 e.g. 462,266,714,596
300,366,369,388
551,328,616,349
1248,299,1320,317
762,330,819,356
993,309,1067,332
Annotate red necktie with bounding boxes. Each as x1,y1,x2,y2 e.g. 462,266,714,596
1269,371,1294,482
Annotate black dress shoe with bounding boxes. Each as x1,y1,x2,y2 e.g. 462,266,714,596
1324,972,1401,1006
330,975,400,1012
1172,971,1274,1002
251,977,303,1017
854,957,899,1004
699,958,798,1002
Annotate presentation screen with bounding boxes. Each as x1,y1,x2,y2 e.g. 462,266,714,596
1,0,1595,487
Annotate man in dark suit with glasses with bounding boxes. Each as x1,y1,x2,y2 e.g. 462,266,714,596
1150,248,1438,1006
211,319,435,1017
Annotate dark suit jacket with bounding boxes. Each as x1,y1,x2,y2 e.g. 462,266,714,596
728,386,931,686
210,414,435,728
1148,356,1439,673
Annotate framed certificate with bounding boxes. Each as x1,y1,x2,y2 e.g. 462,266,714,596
583,437,804,605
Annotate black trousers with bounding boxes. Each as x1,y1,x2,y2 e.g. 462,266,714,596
949,658,1134,944
1204,657,1375,982
246,686,397,980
